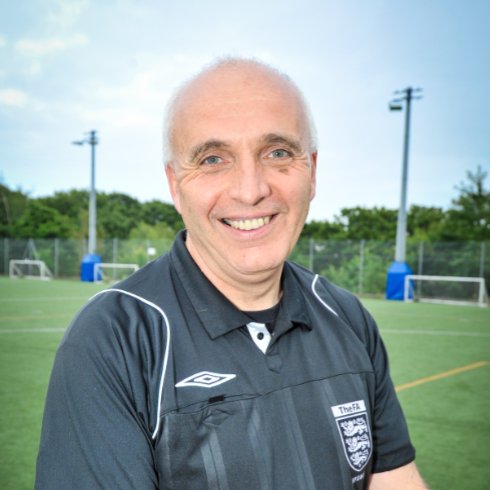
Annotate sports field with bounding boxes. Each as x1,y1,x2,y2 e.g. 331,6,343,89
1,277,489,489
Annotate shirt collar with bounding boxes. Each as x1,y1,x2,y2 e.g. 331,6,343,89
169,230,312,339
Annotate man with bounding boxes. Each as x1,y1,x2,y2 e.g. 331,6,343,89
36,58,427,489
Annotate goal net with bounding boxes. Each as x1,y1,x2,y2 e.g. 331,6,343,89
9,259,53,280
404,275,488,307
93,263,139,283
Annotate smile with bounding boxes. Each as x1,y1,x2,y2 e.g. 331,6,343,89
222,216,272,231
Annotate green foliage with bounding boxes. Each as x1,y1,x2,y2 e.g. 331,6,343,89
337,206,398,240
439,166,490,240
14,201,74,238
141,200,184,231
407,205,445,241
97,192,142,238
0,184,29,236
302,219,345,239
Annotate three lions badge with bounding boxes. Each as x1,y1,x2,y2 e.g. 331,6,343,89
331,400,372,472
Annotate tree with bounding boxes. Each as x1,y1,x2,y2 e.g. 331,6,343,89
301,219,345,240
440,165,490,240
407,205,445,241
14,201,74,238
97,193,143,239
141,200,184,232
0,184,29,237
336,207,397,240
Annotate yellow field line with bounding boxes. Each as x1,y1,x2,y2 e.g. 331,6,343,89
396,361,489,392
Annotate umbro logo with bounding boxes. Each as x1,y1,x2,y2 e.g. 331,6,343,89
175,371,236,388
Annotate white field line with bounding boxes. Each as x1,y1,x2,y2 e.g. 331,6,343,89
0,327,66,333
382,328,490,338
0,296,90,303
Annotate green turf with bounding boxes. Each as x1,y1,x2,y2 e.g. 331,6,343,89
362,298,490,489
0,278,489,489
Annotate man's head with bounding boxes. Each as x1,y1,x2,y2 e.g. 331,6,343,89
164,57,317,293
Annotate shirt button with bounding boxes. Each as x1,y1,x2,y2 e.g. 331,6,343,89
257,332,265,340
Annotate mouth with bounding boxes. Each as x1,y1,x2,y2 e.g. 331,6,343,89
222,215,272,231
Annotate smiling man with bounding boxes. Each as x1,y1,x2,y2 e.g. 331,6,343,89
36,58,428,489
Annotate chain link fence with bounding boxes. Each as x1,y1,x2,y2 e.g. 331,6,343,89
2,237,489,296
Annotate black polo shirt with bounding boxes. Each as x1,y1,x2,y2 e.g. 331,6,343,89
36,231,415,490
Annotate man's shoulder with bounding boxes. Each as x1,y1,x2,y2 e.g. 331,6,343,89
111,253,172,297
65,254,173,340
287,261,361,310
286,261,375,339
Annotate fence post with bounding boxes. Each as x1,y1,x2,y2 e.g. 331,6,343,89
3,238,9,276
358,239,365,294
480,242,485,278
112,238,118,264
309,238,314,271
418,241,424,275
54,238,59,277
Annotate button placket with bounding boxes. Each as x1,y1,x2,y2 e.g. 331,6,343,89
246,322,271,354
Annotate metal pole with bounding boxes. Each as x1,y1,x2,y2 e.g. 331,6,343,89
88,130,97,255
395,88,412,262
73,130,99,256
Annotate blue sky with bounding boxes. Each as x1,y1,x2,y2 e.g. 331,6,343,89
1,0,489,221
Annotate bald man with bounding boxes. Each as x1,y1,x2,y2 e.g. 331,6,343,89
36,58,427,489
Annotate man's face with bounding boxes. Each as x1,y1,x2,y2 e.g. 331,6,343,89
166,66,316,287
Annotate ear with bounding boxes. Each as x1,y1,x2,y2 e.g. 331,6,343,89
165,163,182,214
309,152,317,201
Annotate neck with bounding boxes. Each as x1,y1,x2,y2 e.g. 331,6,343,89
186,240,283,311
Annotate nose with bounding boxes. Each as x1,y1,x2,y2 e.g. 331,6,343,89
228,158,272,205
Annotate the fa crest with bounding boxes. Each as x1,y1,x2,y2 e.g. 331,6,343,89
331,400,372,472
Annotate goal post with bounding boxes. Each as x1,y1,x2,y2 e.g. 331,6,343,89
9,259,53,280
93,263,139,283
404,274,488,307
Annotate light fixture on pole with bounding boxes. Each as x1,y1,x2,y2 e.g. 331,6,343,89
386,87,422,300
72,130,99,255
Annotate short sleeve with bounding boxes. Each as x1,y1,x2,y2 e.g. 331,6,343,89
35,294,161,489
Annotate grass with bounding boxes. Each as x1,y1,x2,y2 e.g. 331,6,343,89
0,278,489,489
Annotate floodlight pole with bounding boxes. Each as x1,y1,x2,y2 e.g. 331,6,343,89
72,130,99,254
389,87,422,262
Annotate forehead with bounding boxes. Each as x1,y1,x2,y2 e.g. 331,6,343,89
172,66,306,151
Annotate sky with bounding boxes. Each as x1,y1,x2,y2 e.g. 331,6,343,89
1,0,489,221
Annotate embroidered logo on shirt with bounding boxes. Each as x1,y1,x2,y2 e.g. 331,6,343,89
175,371,236,388
331,400,373,472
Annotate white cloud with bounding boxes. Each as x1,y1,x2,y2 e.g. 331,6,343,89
15,34,88,56
0,35,6,48
0,88,28,107
0,88,46,111
46,0,89,30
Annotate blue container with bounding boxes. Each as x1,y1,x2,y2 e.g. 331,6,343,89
386,261,413,300
80,253,102,282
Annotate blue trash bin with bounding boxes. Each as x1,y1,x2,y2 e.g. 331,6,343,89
80,253,102,282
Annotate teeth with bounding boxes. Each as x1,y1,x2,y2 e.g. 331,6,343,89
224,216,271,231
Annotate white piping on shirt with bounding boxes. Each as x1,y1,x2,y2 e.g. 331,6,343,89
92,288,170,440
311,274,339,317
86,274,334,440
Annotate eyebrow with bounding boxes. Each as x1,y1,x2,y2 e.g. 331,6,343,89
259,133,303,153
189,140,230,162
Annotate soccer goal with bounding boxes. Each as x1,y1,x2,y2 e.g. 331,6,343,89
93,263,139,283
9,259,53,280
404,275,488,307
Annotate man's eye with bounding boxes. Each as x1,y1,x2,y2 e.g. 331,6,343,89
202,155,222,166
268,149,291,159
